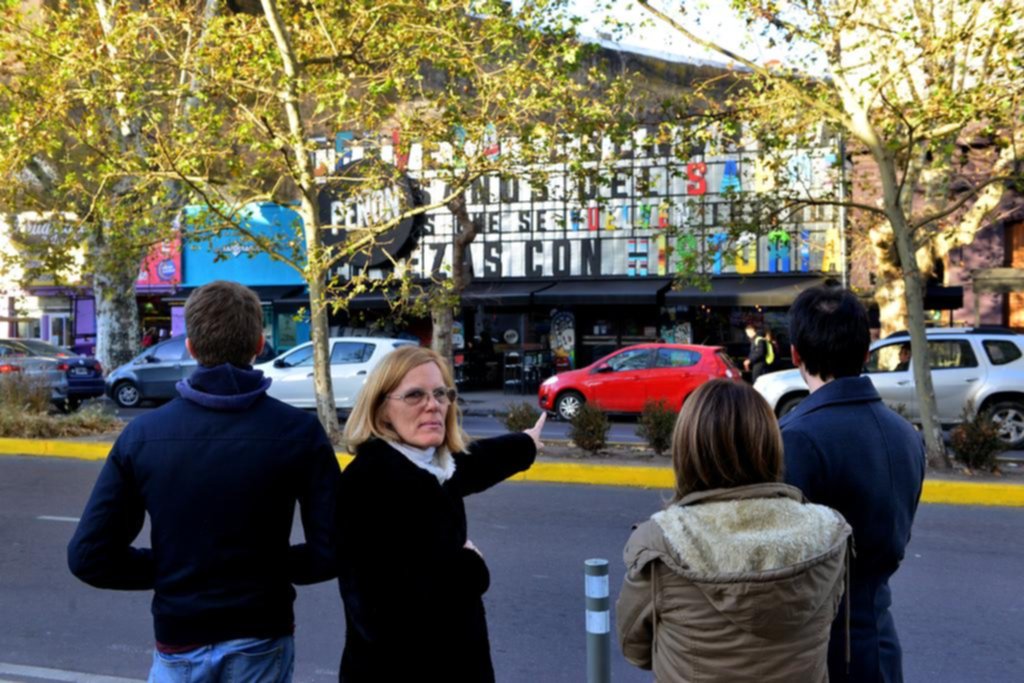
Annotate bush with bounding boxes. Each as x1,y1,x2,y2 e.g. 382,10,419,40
570,403,610,455
0,375,122,438
0,373,52,415
950,406,1005,472
637,400,677,457
502,401,541,432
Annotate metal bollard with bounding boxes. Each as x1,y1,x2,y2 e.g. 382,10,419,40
585,558,611,683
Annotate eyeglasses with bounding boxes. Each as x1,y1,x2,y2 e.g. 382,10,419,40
387,387,458,407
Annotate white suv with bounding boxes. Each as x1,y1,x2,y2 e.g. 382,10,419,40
754,328,1024,449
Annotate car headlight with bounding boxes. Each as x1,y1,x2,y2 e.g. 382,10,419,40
541,376,557,386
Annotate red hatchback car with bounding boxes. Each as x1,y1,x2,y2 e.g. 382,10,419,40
537,343,742,420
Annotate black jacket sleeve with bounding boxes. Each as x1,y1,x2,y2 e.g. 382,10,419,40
749,338,767,364
67,441,154,590
448,432,537,497
288,431,341,585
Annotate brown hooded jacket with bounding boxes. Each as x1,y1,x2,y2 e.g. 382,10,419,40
617,483,852,682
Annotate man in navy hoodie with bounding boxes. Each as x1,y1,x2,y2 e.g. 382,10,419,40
68,280,339,682
780,286,925,683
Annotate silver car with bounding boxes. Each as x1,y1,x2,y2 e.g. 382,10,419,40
0,339,70,405
754,328,1024,449
255,337,417,409
106,335,196,408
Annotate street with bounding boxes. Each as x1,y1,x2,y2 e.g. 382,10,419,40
1,456,1022,682
113,402,650,444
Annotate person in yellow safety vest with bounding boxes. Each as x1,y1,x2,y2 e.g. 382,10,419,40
764,328,778,369
743,324,771,382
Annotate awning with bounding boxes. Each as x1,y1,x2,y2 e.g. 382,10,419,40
533,279,672,306
462,281,555,306
664,276,827,307
346,280,555,309
166,285,306,304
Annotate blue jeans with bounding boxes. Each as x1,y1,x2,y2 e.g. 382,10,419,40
148,636,294,683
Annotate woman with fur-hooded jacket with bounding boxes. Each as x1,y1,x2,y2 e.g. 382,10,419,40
617,380,852,682
335,346,545,683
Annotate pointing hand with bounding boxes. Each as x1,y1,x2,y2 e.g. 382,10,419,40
524,412,546,450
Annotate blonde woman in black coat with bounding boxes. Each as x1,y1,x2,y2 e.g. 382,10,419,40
336,345,544,682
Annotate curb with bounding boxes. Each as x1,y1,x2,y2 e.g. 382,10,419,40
2,438,1024,507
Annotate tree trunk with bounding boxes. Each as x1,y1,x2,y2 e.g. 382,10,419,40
261,0,340,441
874,277,907,338
430,193,479,371
93,254,140,373
306,271,340,441
431,304,454,371
876,152,951,468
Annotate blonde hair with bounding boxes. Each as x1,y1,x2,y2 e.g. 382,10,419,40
670,379,783,503
344,345,468,453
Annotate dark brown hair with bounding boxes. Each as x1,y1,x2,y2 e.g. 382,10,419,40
184,281,263,367
670,379,783,503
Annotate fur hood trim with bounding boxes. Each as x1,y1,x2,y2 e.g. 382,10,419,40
651,485,847,577
623,483,852,636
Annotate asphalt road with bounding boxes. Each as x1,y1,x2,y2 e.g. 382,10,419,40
113,404,649,444
1,456,1022,682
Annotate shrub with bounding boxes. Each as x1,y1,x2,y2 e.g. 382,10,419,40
570,403,609,455
502,401,541,432
950,406,1005,472
0,384,122,438
637,400,677,456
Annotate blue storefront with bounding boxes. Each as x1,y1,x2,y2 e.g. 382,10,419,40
173,202,311,352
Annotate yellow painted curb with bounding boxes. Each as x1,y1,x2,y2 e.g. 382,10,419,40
2,439,1023,507
0,438,111,461
919,479,1024,507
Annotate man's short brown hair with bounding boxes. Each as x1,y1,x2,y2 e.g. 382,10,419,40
670,379,783,503
184,281,263,367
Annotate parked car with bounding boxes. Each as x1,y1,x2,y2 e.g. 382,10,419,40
106,335,281,408
255,337,417,409
753,327,1024,449
0,339,71,406
106,335,195,407
537,343,743,421
6,338,105,408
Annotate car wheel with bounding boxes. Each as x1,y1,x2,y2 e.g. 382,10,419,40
777,394,807,418
555,391,584,421
113,381,142,408
986,401,1024,450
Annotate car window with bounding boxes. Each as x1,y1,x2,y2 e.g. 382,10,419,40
151,338,187,362
865,344,905,373
331,342,375,364
656,348,700,368
279,344,314,367
983,339,1023,366
605,349,651,372
928,340,978,369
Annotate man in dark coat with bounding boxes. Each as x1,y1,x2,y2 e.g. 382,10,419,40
743,324,769,382
780,286,925,683
68,281,339,681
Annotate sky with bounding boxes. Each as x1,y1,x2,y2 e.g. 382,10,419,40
567,0,799,68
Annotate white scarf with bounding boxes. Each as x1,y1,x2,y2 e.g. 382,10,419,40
388,441,456,483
